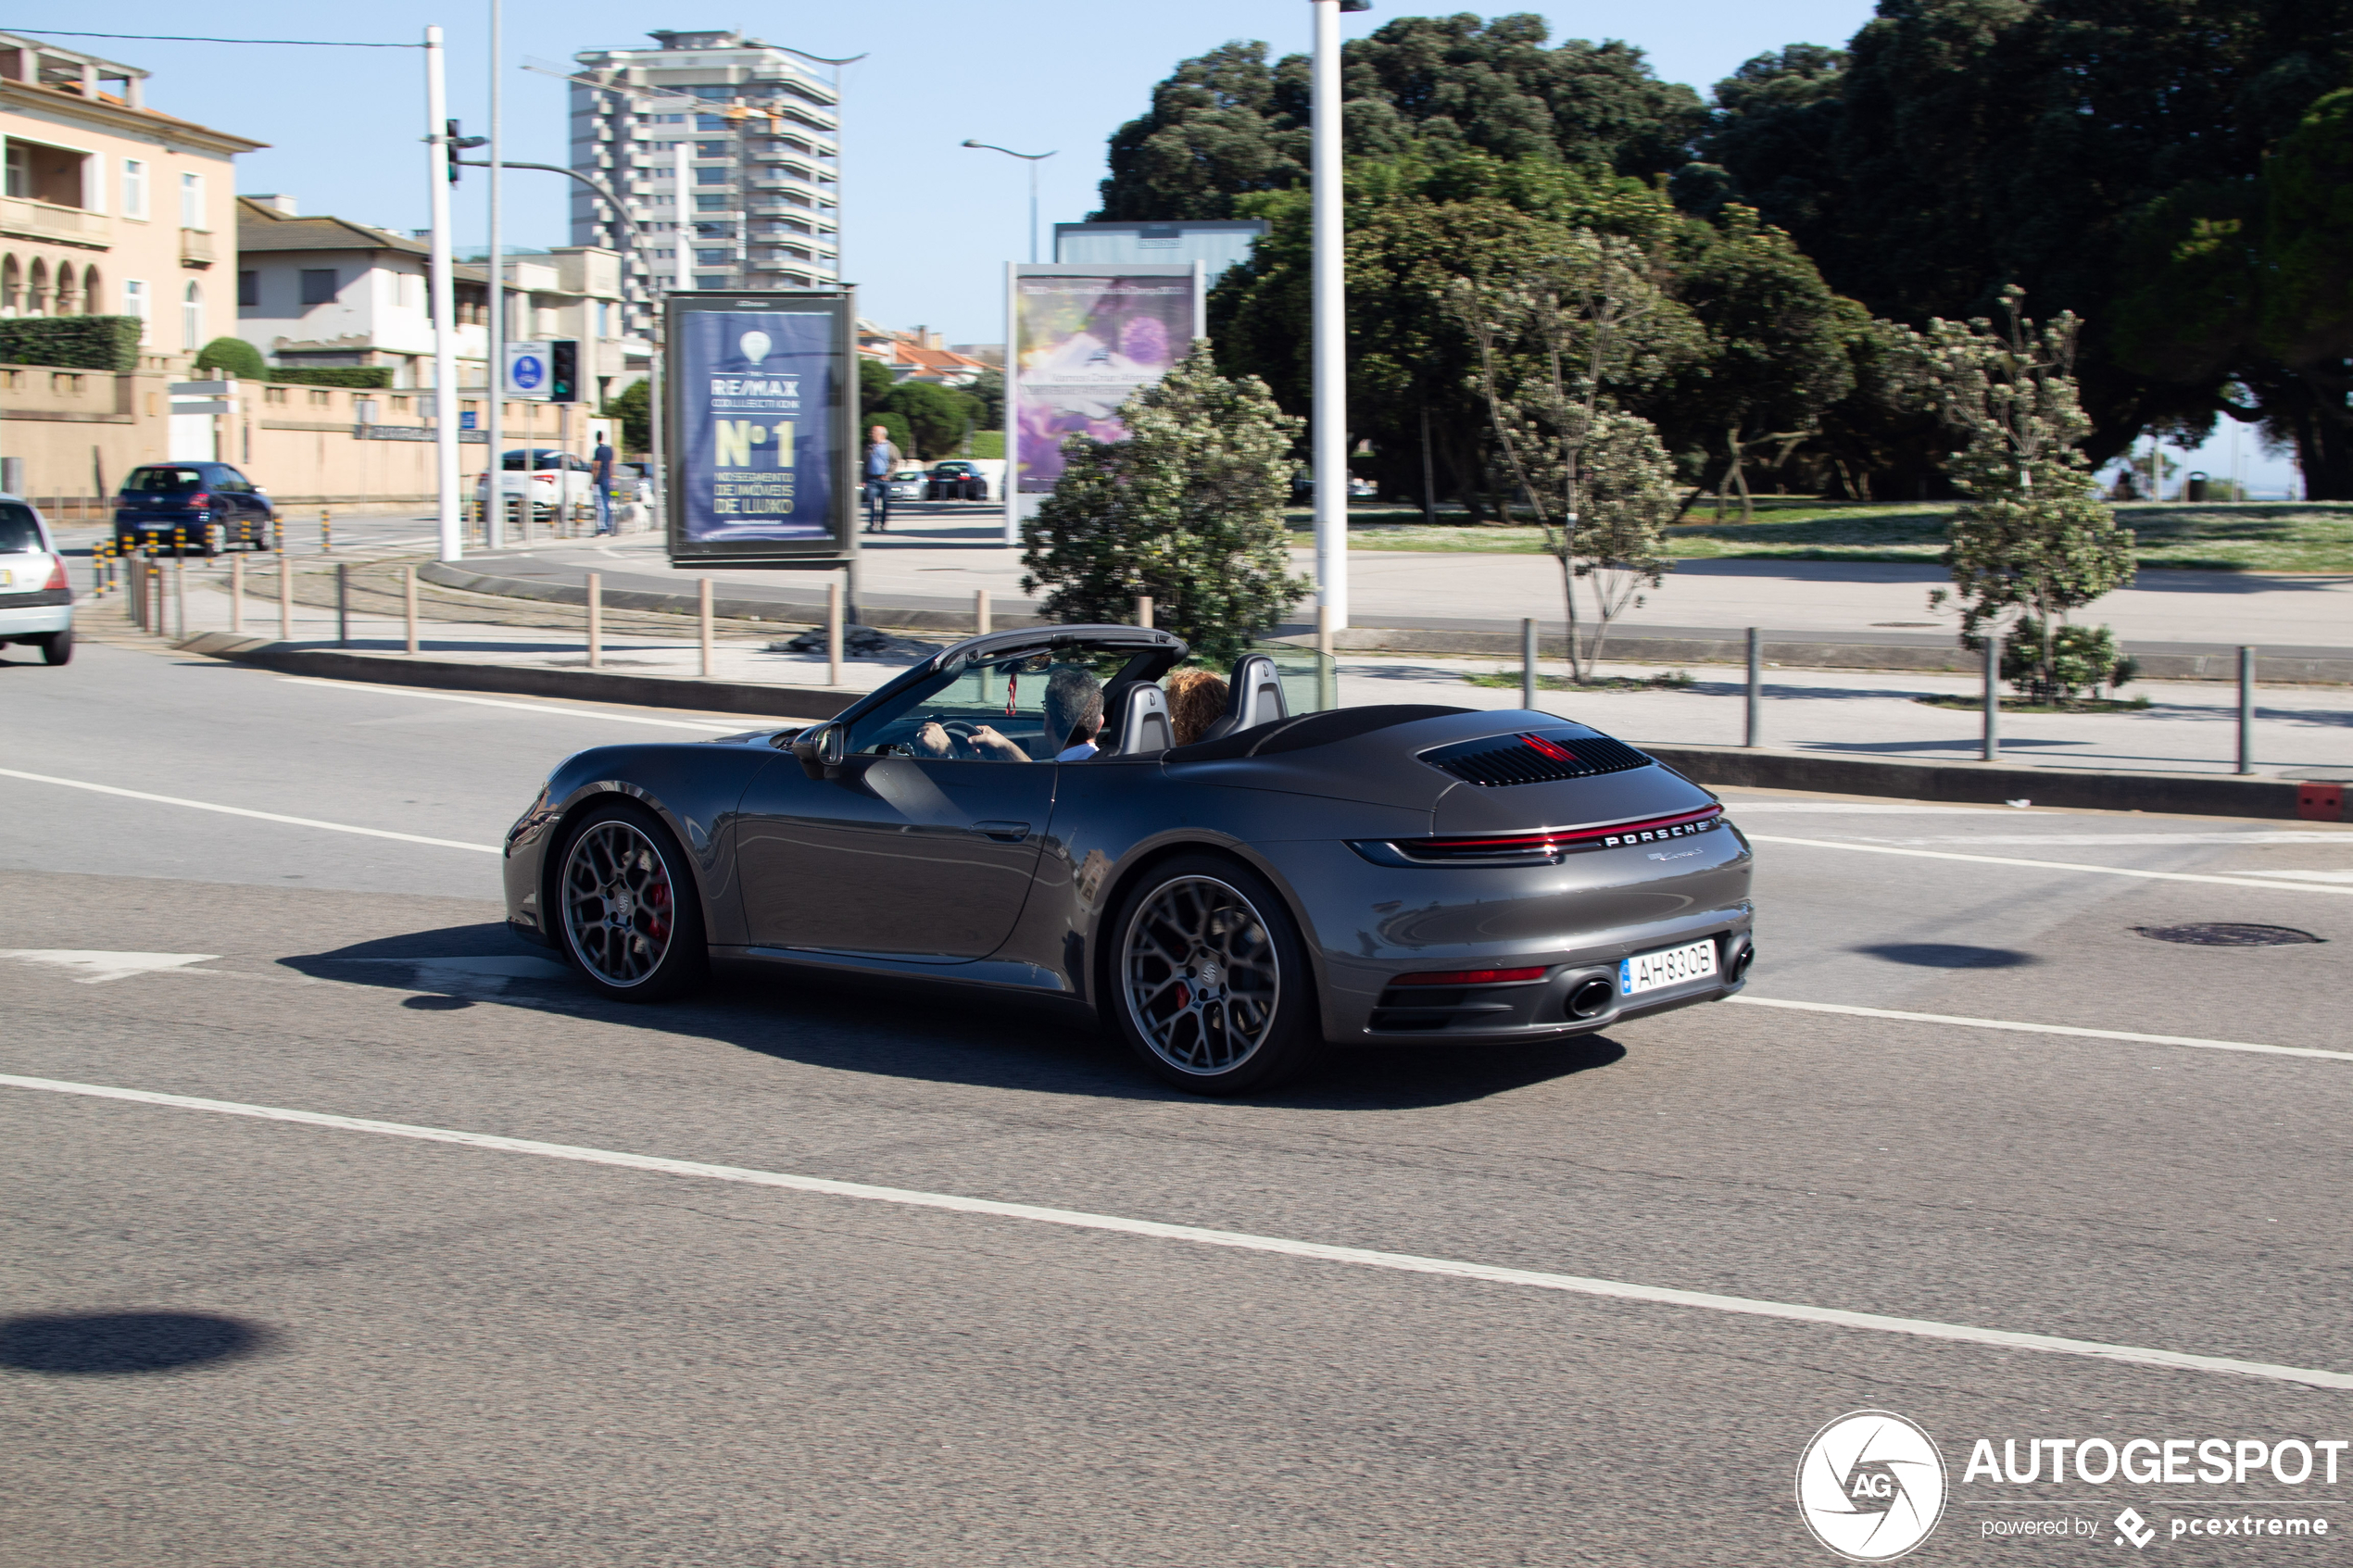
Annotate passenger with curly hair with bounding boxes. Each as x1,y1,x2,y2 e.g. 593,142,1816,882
1164,668,1230,748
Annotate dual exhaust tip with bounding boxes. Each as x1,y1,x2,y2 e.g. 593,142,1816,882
1564,943,1755,1022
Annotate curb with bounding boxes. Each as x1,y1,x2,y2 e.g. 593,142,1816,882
177,632,855,721
174,632,2346,822
417,561,1048,635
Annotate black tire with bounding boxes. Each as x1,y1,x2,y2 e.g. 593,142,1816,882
552,801,709,1002
40,627,72,666
1106,852,1324,1095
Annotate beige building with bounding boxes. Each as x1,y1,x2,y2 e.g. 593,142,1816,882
0,32,259,357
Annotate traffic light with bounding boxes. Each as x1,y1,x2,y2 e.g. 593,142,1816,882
446,119,487,183
549,340,579,404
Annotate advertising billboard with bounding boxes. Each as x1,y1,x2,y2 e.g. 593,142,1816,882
1003,263,1205,543
664,290,857,568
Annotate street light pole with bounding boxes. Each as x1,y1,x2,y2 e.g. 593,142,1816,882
486,0,505,550
960,141,1056,265
1310,0,1360,631
425,26,461,563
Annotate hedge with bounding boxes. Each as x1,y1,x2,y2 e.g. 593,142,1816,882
261,365,396,388
194,337,266,378
0,315,142,371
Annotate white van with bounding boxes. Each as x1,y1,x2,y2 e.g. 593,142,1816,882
0,495,71,665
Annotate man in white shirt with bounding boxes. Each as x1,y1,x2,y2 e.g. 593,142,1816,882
1046,665,1105,759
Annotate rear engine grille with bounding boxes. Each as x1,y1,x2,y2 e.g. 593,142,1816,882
1420,729,1652,786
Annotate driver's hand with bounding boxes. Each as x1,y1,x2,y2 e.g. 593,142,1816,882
967,725,1028,761
912,721,954,758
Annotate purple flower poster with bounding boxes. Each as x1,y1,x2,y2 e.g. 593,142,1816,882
1011,270,1202,494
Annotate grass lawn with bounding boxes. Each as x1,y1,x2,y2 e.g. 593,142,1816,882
1308,501,2353,572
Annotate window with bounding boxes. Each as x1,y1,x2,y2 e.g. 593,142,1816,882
123,278,149,341
696,141,731,157
180,171,204,228
844,644,1150,762
299,269,337,307
3,144,25,199
694,194,731,211
308,389,333,407
182,282,202,350
264,385,287,405
695,168,731,185
237,270,257,307
121,157,147,219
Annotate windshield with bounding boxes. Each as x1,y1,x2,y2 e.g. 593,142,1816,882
499,449,565,470
0,502,41,553
847,645,1150,761
126,467,207,495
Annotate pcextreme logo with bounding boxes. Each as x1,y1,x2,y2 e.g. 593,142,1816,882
1797,1410,1949,1562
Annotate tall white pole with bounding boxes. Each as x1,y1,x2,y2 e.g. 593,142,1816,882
486,0,505,550
426,26,461,562
1310,0,1348,630
673,143,691,290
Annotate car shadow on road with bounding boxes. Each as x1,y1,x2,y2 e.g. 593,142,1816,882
285,922,1626,1110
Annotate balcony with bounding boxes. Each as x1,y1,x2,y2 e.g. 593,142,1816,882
0,196,110,251
179,228,215,268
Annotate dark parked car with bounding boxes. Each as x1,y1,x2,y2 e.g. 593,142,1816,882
925,460,988,501
114,462,276,556
501,624,1756,1095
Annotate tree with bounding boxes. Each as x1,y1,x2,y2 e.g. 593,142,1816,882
1920,289,2136,700
601,379,649,454
880,380,981,459
1095,17,1703,220
1022,345,1310,665
1449,233,1678,681
967,367,1005,431
194,337,265,379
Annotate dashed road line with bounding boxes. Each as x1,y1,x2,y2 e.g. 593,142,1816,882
1731,995,2353,1064
1747,834,2353,896
0,767,501,854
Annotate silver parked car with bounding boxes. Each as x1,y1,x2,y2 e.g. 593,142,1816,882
0,495,73,664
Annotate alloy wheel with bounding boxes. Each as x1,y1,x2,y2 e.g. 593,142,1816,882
561,819,677,987
1121,875,1282,1075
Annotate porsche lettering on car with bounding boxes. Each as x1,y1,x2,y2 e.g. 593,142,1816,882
501,624,1755,1094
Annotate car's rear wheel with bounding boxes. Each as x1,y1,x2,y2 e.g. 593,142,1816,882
39,628,72,666
1109,854,1323,1095
555,802,708,1002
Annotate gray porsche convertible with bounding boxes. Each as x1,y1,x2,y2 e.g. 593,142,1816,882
502,622,1755,1094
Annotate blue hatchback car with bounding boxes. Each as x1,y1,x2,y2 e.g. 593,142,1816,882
113,461,277,557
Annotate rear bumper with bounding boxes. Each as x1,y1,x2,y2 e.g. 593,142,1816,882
0,596,71,636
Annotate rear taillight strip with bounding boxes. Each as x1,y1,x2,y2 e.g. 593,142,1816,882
1348,806,1725,867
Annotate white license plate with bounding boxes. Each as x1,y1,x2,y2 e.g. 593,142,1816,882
0,569,11,586
1619,937,1718,996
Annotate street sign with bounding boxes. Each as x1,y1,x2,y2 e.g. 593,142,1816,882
459,410,477,430
503,339,552,399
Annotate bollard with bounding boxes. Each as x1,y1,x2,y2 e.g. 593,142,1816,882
405,564,420,656
586,571,602,669
336,563,349,647
698,577,714,679
1316,603,1333,659
2238,646,2257,775
1521,618,1539,709
1745,627,1762,747
273,516,283,555
1137,595,1153,631
230,552,245,634
826,581,843,687
321,507,332,553
278,554,293,642
1982,632,2002,762
172,524,185,558
131,551,145,630
172,555,186,641
975,588,990,636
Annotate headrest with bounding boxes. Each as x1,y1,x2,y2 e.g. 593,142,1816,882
1193,652,1289,745
1102,681,1174,757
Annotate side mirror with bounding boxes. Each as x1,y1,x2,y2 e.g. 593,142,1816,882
791,722,846,777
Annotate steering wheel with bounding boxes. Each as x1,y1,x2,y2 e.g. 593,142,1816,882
926,718,981,758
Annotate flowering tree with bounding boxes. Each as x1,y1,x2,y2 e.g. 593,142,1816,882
1021,344,1311,665
1447,232,1682,681
1920,287,2137,699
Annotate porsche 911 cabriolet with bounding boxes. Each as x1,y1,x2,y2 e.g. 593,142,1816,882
503,623,1755,1094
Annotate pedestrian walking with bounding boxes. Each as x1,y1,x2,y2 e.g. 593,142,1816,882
863,423,903,533
591,436,616,535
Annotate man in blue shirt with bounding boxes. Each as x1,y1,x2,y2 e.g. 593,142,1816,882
591,438,615,535
862,424,903,533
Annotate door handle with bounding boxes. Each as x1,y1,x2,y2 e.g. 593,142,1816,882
971,820,1031,843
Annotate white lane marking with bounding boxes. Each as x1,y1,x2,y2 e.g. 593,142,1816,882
1748,834,2353,896
0,767,501,855
1,1072,2347,1392
274,677,749,733
2261,870,2353,884
0,950,219,985
1824,833,2353,847
1732,995,2353,1064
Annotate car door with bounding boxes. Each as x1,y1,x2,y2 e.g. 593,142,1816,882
211,467,256,539
735,749,1055,960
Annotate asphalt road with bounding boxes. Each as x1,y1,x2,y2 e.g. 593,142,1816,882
5,637,2353,1566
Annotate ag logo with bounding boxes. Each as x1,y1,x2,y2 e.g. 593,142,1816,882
1796,1410,1947,1562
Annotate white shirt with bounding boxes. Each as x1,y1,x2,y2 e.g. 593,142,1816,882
1055,741,1099,761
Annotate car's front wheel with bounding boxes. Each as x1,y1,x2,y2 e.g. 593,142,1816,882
1108,854,1324,1095
555,801,708,1002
